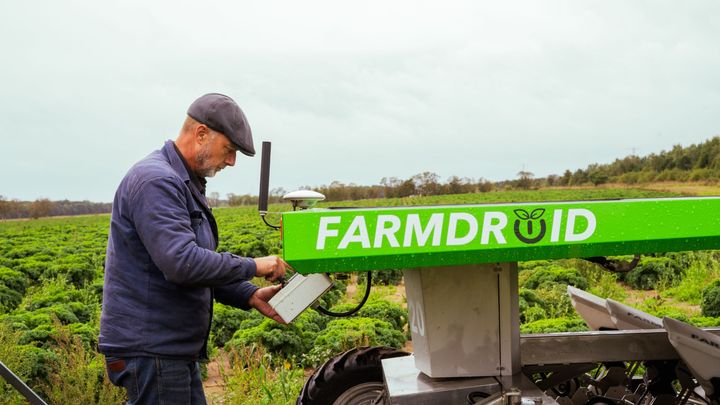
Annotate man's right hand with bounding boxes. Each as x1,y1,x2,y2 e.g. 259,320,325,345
253,256,291,282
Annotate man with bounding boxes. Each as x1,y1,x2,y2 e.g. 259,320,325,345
99,93,289,404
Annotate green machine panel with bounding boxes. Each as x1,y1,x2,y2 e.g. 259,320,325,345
281,197,720,274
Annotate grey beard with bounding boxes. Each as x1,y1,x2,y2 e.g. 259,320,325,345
199,168,218,178
195,144,218,178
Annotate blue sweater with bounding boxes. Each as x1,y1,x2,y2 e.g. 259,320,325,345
99,140,258,360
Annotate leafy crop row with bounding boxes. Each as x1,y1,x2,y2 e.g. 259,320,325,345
1,188,719,404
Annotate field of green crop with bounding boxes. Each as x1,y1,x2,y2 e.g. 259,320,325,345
1,188,720,404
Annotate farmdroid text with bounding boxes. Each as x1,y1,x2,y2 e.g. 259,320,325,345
315,208,596,250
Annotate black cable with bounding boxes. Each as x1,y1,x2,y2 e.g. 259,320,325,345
260,214,280,230
316,272,372,317
259,207,369,317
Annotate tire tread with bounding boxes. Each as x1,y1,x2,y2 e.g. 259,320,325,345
297,346,409,405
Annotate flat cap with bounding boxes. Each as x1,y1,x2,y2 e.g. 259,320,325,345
187,93,255,157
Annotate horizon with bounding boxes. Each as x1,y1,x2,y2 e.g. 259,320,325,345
1,134,718,204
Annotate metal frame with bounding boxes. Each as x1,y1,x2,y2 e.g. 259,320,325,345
521,329,720,365
0,360,48,405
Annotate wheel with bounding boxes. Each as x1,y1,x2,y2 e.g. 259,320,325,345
585,396,617,405
297,346,410,405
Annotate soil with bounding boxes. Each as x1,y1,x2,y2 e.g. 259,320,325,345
623,287,702,316
203,353,230,403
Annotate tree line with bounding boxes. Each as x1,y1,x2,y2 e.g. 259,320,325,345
230,135,720,202
0,197,112,220
524,136,720,188
3,136,719,217
207,174,494,208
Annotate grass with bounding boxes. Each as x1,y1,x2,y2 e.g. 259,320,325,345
632,181,720,196
211,346,305,405
0,320,125,405
663,257,720,304
0,323,32,405
41,322,126,405
317,187,680,209
560,258,628,301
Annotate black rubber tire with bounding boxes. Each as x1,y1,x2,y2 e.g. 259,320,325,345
297,346,410,405
586,396,617,405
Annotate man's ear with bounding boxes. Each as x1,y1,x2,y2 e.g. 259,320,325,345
194,124,210,144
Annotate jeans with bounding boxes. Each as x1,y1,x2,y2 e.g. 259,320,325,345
105,356,207,405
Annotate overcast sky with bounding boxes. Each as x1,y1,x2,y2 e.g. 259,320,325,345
1,1,719,202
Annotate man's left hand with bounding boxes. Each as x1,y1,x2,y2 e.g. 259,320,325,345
248,285,286,324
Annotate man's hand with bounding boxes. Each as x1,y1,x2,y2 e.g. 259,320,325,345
254,256,291,282
248,285,286,324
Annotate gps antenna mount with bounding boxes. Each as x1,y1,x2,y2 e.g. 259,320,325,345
258,141,280,230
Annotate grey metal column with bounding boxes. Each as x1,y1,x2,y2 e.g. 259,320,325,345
498,262,520,375
403,262,520,378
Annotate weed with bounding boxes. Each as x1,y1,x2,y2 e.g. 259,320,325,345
664,255,720,304
701,280,720,317
588,271,627,301
41,321,125,404
0,322,34,404
215,346,304,405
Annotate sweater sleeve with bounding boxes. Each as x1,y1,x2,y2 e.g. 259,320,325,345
130,176,257,287
214,280,260,310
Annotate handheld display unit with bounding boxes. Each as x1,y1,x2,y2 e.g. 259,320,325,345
267,272,333,323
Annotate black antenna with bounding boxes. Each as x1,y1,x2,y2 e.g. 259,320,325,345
258,141,271,215
258,141,280,229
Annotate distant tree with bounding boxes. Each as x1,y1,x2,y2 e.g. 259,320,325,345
412,172,441,196
588,172,608,185
380,177,402,198
446,176,465,194
226,193,259,206
587,164,609,186
516,170,534,190
323,181,349,201
545,174,560,187
270,187,286,199
551,136,720,185
29,198,53,219
208,192,220,207
476,179,494,192
10,199,25,218
570,169,589,185
226,193,242,207
559,170,572,186
0,195,7,219
397,179,416,197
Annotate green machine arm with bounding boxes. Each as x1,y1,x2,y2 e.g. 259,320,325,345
281,197,720,274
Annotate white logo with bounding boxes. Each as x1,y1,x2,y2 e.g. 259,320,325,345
316,209,596,250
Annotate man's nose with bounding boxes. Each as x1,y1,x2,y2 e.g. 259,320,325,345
225,150,237,166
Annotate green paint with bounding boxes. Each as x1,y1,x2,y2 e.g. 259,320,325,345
281,197,720,274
